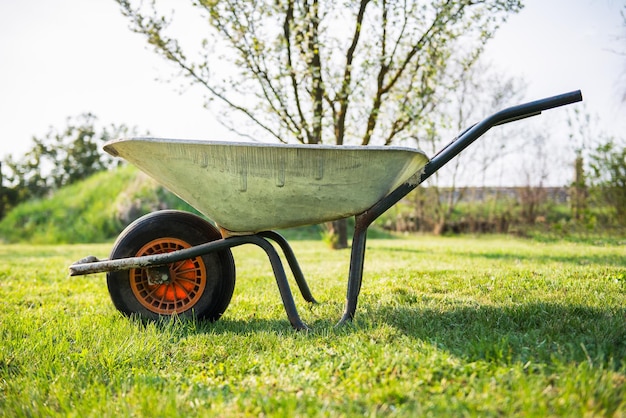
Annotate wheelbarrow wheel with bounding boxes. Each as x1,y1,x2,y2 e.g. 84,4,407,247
106,210,235,321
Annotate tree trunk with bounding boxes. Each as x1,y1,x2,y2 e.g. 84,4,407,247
326,219,349,249
571,154,587,221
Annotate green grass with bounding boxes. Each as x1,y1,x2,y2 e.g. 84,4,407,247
1,236,625,416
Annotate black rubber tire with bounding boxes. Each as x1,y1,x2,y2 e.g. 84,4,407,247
106,210,235,321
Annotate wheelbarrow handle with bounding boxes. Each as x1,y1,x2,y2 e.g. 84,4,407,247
344,90,582,325
422,89,583,181
357,90,583,228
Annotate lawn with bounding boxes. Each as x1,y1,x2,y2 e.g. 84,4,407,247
0,235,625,416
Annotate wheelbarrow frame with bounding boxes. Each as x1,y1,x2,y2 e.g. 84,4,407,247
70,90,582,330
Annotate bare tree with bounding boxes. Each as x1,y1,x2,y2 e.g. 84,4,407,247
517,134,550,225
115,0,523,246
414,59,526,233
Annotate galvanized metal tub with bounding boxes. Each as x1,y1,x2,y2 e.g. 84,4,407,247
104,138,429,233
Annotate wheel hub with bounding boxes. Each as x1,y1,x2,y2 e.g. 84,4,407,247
146,265,172,285
130,238,207,315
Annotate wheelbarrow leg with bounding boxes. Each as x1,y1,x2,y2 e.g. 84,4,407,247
260,231,318,304
338,218,368,325
248,235,309,330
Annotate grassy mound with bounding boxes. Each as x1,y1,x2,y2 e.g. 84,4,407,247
0,165,197,244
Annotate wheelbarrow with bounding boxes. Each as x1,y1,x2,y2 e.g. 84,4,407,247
70,90,582,330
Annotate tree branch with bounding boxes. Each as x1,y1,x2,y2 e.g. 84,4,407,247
334,0,370,145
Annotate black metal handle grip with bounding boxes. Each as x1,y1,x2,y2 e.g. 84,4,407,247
422,90,583,181
492,90,583,126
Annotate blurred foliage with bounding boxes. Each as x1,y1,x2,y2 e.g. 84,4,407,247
587,140,626,226
376,182,625,239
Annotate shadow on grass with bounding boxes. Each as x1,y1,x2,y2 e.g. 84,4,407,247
125,290,626,370
376,301,626,368
473,252,626,268
373,244,626,268
128,313,297,335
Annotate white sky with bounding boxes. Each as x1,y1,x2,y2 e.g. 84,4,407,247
0,0,624,185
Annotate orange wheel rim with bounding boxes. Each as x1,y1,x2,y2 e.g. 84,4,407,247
130,238,206,315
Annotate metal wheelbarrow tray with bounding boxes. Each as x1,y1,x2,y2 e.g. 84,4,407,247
102,139,430,234
70,90,583,330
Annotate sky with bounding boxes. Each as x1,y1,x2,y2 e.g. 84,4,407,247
0,0,624,186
